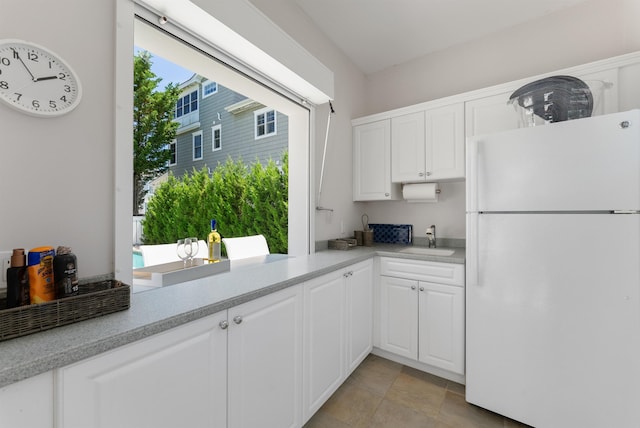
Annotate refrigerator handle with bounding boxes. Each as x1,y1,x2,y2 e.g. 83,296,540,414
467,212,479,287
466,139,478,211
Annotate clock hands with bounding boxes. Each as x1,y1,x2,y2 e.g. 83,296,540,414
34,75,59,82
11,48,37,81
10,49,61,83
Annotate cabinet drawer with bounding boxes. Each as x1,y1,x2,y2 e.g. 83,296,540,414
380,257,464,286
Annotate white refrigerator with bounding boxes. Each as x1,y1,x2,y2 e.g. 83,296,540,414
465,110,640,427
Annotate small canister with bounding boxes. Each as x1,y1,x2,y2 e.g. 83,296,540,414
54,246,79,299
354,230,363,246
363,230,374,247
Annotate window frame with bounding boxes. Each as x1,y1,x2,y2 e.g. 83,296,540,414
202,80,218,98
212,124,222,152
176,89,198,118
254,107,277,139
169,139,177,165
192,130,203,160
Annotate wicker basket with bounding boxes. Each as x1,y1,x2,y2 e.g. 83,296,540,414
0,279,130,342
328,238,358,250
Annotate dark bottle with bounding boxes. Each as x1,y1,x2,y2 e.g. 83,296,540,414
53,246,79,299
6,248,30,308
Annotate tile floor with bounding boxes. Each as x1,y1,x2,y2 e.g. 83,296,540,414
304,354,531,428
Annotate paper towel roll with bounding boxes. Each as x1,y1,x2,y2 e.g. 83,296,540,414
402,183,439,202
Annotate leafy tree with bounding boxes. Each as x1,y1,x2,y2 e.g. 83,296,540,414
133,51,180,214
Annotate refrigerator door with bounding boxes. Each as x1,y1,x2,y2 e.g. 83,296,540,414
466,110,640,213
466,212,640,427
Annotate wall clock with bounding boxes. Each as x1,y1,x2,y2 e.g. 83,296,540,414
0,39,82,117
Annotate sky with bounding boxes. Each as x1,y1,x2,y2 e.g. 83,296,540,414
134,46,194,88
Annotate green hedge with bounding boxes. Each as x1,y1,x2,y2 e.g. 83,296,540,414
142,152,288,254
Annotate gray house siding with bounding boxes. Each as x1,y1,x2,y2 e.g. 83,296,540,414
170,78,288,178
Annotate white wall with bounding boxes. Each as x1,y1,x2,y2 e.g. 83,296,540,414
1,0,116,276
365,0,640,114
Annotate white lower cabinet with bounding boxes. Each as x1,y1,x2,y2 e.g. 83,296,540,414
0,371,54,428
57,285,303,428
379,257,465,375
302,259,373,423
228,286,303,428
57,312,228,428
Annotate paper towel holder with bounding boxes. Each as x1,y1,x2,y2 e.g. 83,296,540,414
402,182,441,203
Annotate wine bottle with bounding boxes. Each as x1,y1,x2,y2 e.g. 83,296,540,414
207,219,222,263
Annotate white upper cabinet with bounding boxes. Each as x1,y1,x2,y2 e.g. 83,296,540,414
391,111,426,182
353,120,401,201
425,103,465,180
391,104,465,183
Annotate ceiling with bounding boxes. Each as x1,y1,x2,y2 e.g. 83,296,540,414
291,0,592,74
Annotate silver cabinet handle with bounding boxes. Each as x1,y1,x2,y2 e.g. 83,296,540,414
385,192,389,197
219,320,229,330
233,315,243,325
426,172,432,176
411,285,416,290
419,286,425,292
418,172,424,177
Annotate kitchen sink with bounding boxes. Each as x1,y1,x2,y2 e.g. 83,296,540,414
398,247,455,256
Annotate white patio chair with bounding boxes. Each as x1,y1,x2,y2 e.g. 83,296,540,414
222,235,270,260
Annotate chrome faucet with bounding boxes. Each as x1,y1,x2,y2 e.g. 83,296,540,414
426,225,436,248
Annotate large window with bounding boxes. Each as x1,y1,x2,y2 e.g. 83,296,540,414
176,90,198,118
123,12,311,288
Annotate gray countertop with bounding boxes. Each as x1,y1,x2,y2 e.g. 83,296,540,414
0,244,464,388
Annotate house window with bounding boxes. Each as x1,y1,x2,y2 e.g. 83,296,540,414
255,108,277,139
193,131,203,160
169,140,177,165
212,124,222,151
202,80,218,98
176,90,198,118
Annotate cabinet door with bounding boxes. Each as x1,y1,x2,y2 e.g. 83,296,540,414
379,275,418,359
391,111,426,182
228,285,303,428
0,371,53,428
303,270,346,422
346,259,373,373
465,90,520,137
57,313,228,428
418,282,465,375
426,103,465,180
353,120,400,200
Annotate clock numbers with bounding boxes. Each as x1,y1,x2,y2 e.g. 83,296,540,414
0,57,9,66
0,81,8,89
27,51,38,62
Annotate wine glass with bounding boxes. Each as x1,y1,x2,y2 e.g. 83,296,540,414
176,239,189,268
188,238,199,266
183,237,195,266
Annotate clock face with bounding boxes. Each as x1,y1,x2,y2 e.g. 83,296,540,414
0,39,82,117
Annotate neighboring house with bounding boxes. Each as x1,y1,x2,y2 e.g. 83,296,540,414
169,74,289,178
